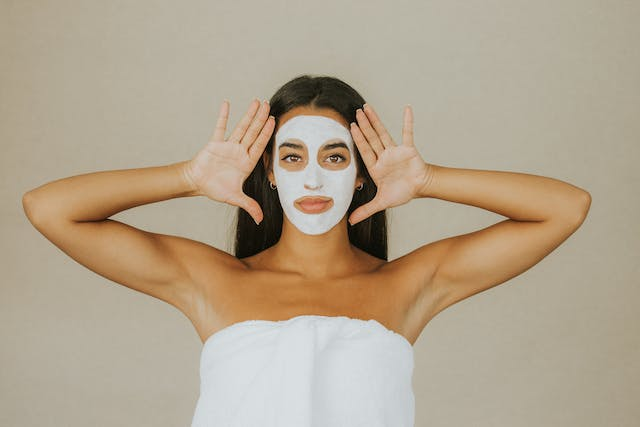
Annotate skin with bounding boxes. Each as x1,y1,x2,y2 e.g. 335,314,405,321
251,105,372,279
194,105,416,343
22,98,591,347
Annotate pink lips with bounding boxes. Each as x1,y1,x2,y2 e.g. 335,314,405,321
295,196,334,214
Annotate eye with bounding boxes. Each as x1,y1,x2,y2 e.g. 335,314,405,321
327,154,346,163
282,154,301,162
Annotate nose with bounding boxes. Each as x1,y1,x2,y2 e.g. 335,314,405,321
303,164,323,190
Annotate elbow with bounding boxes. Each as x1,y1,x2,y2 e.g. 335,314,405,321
22,190,49,226
22,191,36,219
578,190,591,216
567,190,592,225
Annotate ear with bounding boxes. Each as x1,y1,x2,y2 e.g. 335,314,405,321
353,155,366,190
262,151,275,183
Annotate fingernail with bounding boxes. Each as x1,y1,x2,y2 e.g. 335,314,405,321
363,103,369,110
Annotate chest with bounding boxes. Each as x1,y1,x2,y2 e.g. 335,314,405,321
189,267,416,344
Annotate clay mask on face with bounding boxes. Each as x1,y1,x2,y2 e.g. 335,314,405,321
273,115,357,235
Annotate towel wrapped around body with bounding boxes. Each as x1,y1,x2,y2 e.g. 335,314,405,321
190,314,415,427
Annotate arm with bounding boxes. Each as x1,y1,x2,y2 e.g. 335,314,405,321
405,163,591,321
21,161,236,313
347,103,591,327
22,98,273,318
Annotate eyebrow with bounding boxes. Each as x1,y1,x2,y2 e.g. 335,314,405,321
279,139,348,151
321,141,348,151
279,142,304,150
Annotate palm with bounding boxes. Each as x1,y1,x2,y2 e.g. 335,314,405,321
366,145,428,208
190,140,256,204
348,104,432,225
185,99,275,225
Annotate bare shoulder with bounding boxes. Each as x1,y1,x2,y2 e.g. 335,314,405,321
161,234,244,273
158,235,245,314
380,239,452,343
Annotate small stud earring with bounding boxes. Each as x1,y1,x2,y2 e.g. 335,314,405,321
269,181,277,190
356,182,364,191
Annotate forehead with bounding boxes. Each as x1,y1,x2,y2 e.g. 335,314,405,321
276,106,349,130
275,115,353,150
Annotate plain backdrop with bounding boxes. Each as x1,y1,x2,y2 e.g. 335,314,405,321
2,1,638,426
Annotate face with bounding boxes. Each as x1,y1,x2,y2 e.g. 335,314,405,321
266,107,363,235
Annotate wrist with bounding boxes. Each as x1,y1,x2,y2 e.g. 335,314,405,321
173,160,201,197
418,163,439,198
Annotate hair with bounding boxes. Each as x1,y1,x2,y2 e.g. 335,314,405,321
233,74,388,260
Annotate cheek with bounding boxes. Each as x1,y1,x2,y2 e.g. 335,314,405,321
321,167,357,189
274,168,305,190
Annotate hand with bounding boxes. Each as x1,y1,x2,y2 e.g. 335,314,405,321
183,98,275,225
348,103,434,226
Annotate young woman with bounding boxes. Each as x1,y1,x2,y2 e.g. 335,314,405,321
22,75,591,426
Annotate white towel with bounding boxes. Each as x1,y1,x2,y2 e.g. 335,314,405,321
190,314,415,427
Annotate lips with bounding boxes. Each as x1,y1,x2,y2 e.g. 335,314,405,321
295,196,334,214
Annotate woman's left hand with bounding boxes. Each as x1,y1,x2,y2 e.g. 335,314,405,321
348,103,434,226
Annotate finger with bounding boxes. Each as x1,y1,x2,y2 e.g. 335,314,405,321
227,98,261,144
402,105,415,147
363,104,396,148
209,99,230,142
350,122,377,170
248,115,276,162
240,100,271,150
348,197,384,226
356,108,385,157
229,192,264,225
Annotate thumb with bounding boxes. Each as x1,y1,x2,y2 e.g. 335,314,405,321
348,197,384,226
229,192,264,225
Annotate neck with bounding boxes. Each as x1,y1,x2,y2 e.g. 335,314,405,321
269,217,358,279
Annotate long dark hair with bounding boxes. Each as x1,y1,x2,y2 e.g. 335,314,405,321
232,74,388,260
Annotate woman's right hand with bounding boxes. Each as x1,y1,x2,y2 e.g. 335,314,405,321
182,98,275,225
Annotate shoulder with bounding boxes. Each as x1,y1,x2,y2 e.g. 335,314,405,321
380,242,445,293
165,239,246,313
378,241,452,338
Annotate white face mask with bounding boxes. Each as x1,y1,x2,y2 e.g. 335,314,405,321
273,115,357,235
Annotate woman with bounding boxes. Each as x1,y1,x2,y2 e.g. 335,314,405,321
22,75,591,426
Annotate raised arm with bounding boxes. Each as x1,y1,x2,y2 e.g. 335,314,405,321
346,102,591,332
21,161,226,313
22,98,275,316
407,164,591,322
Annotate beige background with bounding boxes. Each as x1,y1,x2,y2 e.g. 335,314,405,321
2,0,638,426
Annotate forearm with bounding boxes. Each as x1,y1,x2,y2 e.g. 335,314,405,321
23,160,198,223
419,163,591,222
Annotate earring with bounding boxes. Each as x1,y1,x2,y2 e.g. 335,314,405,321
269,181,277,190
356,182,364,191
